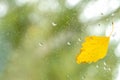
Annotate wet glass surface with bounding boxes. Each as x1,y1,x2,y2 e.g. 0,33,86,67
0,0,120,80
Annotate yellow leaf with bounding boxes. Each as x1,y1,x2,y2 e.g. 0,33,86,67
76,36,110,64
76,22,114,64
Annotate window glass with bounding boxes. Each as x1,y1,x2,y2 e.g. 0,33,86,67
0,0,120,80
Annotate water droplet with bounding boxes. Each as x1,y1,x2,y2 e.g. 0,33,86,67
78,38,81,42
98,24,100,26
82,76,85,79
82,75,86,79
111,13,114,16
38,42,43,47
108,67,111,71
104,62,107,66
52,22,57,26
106,18,109,21
112,32,116,37
101,13,103,15
96,65,99,68
67,42,71,45
103,67,107,70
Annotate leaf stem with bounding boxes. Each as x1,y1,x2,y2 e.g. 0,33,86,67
109,22,114,37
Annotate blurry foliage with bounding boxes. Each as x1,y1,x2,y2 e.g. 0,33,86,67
0,0,119,80
2,5,32,48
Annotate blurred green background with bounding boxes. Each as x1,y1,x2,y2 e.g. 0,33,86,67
0,0,120,80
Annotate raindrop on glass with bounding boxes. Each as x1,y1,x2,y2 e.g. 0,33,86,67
67,42,71,45
52,22,57,26
111,13,114,16
38,42,43,47
103,67,107,70
101,13,103,15
103,62,107,66
112,32,116,37
108,67,111,71
96,65,99,68
78,38,81,42
106,18,109,21
98,24,100,26
82,75,85,80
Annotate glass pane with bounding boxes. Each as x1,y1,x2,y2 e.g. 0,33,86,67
0,0,120,80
